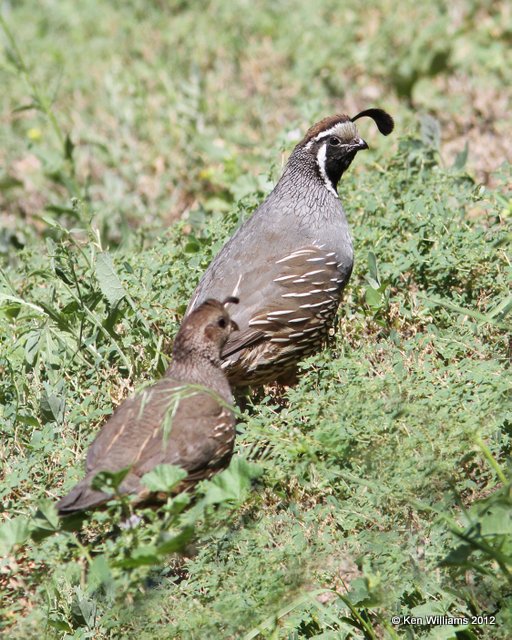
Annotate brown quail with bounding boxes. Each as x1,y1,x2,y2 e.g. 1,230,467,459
57,298,239,515
187,109,394,386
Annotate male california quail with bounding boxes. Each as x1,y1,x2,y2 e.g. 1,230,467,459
57,298,239,515
187,109,394,386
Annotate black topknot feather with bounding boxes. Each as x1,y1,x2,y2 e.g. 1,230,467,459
351,108,394,136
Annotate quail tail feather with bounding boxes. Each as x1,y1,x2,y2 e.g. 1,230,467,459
57,477,111,515
58,469,155,514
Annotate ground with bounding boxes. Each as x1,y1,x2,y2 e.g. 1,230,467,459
0,2,511,639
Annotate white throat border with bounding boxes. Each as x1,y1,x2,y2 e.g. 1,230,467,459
316,143,339,198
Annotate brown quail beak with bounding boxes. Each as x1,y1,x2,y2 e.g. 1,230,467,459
230,319,240,332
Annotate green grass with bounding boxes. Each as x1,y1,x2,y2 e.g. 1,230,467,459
1,1,511,638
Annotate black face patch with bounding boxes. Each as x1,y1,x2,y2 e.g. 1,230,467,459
325,146,357,185
322,143,358,190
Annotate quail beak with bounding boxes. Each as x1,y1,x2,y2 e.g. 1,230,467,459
230,319,239,332
354,137,369,151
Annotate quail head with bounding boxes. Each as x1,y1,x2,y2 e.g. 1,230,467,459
57,297,239,515
187,108,394,386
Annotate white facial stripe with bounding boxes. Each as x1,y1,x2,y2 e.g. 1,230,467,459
316,144,338,198
313,121,358,143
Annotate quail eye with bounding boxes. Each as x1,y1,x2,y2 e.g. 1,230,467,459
217,317,226,328
329,136,341,146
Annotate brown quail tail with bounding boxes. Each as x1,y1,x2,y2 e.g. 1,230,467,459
57,476,110,515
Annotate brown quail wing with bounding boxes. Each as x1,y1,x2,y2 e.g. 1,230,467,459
86,379,233,477
84,378,180,474
132,392,235,482
58,382,234,513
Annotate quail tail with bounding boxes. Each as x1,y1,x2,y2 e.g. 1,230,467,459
57,476,112,515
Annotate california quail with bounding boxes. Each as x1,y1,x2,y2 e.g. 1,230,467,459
187,109,394,386
57,298,239,515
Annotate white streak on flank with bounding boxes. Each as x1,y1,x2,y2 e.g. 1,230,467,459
289,317,310,323
276,249,316,264
282,291,314,298
270,337,291,343
316,144,339,198
306,257,326,263
273,274,299,283
303,269,325,277
303,326,322,334
300,299,333,309
267,309,295,316
292,278,307,284
188,292,198,312
231,273,243,299
213,422,228,434
248,319,271,326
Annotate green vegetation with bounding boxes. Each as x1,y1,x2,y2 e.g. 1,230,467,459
1,1,511,638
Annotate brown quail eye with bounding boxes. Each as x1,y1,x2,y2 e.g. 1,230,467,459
218,318,226,328
329,136,341,146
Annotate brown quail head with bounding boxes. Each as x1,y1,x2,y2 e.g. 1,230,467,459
187,109,394,386
57,297,239,515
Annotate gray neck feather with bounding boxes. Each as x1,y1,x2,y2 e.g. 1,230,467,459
265,148,343,229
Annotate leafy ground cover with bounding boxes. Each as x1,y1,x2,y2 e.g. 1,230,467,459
1,1,511,638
